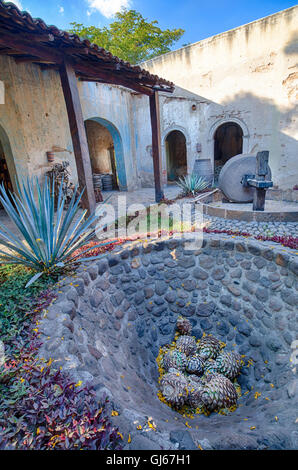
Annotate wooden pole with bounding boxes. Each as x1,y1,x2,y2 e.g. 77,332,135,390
253,151,269,211
59,61,96,214
149,91,164,203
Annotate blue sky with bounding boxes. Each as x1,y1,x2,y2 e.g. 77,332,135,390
9,0,298,49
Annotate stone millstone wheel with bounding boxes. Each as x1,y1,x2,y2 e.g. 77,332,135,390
218,153,272,203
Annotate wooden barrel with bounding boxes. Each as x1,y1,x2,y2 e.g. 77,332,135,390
193,159,213,187
93,173,103,190
102,174,113,191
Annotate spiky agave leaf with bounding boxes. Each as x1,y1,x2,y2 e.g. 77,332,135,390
0,177,111,286
176,174,209,196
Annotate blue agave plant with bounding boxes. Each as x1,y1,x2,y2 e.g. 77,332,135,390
0,177,111,287
176,174,209,196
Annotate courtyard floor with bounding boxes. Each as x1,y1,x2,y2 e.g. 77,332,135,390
0,185,297,243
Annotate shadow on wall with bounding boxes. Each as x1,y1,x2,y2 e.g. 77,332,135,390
0,123,17,193
284,32,298,55
214,91,298,189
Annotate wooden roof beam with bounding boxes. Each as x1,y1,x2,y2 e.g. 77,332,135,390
0,30,64,64
14,56,56,65
0,24,55,42
74,63,153,95
61,46,90,56
0,30,170,94
0,47,21,55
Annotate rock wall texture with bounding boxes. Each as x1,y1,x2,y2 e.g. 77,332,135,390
37,234,298,450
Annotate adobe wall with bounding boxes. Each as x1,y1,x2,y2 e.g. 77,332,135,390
0,57,140,191
142,7,298,189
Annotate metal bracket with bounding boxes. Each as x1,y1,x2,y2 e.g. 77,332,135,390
241,174,255,187
247,179,273,189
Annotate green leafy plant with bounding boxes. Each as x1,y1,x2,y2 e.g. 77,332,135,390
0,265,56,345
0,278,122,450
0,177,110,287
176,174,209,196
69,9,184,64
0,347,123,450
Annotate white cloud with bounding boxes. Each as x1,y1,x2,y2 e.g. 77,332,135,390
59,6,64,14
87,10,92,17
10,1,23,9
86,0,131,18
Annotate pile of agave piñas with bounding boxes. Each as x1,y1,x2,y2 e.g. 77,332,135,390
157,316,244,415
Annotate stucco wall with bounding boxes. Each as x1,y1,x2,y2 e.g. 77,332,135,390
132,87,209,187
0,55,74,191
0,57,139,192
79,82,138,190
142,6,298,189
1,7,296,195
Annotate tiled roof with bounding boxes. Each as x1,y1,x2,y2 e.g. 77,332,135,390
0,1,174,93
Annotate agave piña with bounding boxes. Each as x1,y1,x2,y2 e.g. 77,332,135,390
0,177,112,287
176,174,209,196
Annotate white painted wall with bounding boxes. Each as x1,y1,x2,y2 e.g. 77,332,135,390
142,6,298,189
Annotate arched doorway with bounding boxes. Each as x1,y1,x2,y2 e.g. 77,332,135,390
85,118,127,191
165,130,187,182
0,125,14,208
214,122,243,182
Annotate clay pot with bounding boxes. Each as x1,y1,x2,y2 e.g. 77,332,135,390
46,151,55,163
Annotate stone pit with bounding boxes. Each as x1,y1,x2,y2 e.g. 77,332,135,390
38,234,298,450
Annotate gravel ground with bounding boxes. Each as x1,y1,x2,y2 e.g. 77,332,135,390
202,215,298,238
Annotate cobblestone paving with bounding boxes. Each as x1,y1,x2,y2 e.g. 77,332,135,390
202,215,298,238
0,185,297,243
101,188,298,239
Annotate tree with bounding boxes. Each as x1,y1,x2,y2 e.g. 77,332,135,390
69,9,185,64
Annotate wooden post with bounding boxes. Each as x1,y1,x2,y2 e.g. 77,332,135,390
253,151,269,211
59,61,96,214
149,91,164,203
253,188,266,211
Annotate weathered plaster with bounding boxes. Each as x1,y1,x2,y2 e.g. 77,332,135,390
142,6,298,189
0,7,297,194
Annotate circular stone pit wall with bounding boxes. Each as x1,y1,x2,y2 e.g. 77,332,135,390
38,234,298,450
